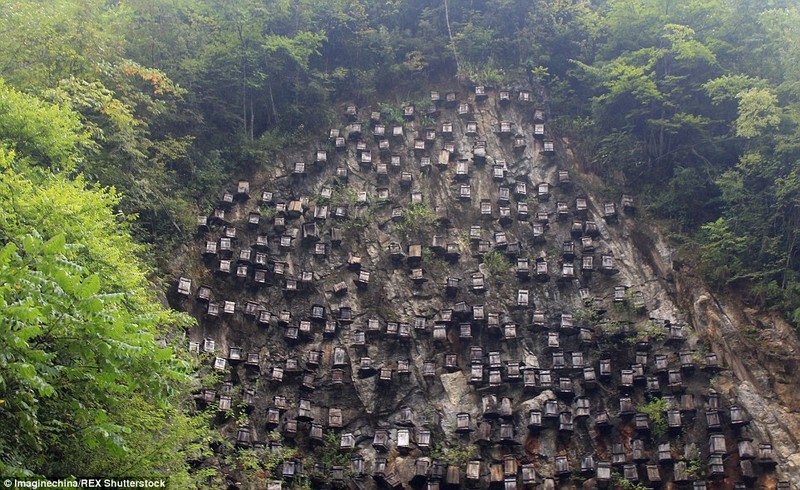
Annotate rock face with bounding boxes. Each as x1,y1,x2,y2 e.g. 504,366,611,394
170,86,798,488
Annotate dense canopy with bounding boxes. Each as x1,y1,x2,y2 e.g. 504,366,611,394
0,0,798,485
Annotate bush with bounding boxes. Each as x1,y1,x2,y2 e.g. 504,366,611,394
483,249,510,276
395,202,437,237
431,441,475,466
612,471,650,490
637,397,670,438
625,319,666,345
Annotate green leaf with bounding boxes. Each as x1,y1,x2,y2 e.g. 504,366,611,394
735,87,781,138
0,242,18,265
79,274,102,299
21,234,39,256
42,234,66,256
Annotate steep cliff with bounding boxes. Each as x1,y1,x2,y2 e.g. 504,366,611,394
170,85,798,489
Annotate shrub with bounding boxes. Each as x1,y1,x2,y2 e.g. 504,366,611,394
637,397,670,438
483,249,510,276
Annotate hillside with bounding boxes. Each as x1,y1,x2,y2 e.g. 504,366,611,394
1,0,799,487
170,85,800,488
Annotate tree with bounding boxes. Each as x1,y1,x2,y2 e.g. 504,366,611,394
0,162,205,479
0,81,206,482
735,87,781,138
0,79,89,173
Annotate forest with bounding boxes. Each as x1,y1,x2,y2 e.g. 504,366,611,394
0,0,798,485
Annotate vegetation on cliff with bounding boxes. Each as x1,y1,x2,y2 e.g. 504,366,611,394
0,0,798,483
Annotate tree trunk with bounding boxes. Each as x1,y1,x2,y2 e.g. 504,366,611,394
242,68,248,138
443,0,460,77
268,80,278,126
237,24,249,139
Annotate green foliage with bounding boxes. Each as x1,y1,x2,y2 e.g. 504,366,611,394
0,229,196,478
573,304,601,327
572,0,800,327
422,247,435,264
125,0,327,136
290,476,313,490
686,458,702,479
0,99,205,481
482,249,511,277
648,166,720,228
333,185,359,207
345,213,373,233
304,431,351,484
379,103,404,126
246,128,298,166
703,144,800,318
4,0,798,331
223,431,292,485
758,7,800,83
0,80,90,173
590,129,647,174
612,471,650,490
69,397,209,485
637,397,670,439
395,202,438,238
697,218,751,288
627,319,666,345
0,0,126,88
431,441,475,466
703,74,765,105
600,320,628,337
0,1,201,257
0,169,146,305
792,307,800,327
613,290,639,321
735,87,782,138
459,60,506,85
741,324,761,341
1,0,800,483
330,184,372,233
